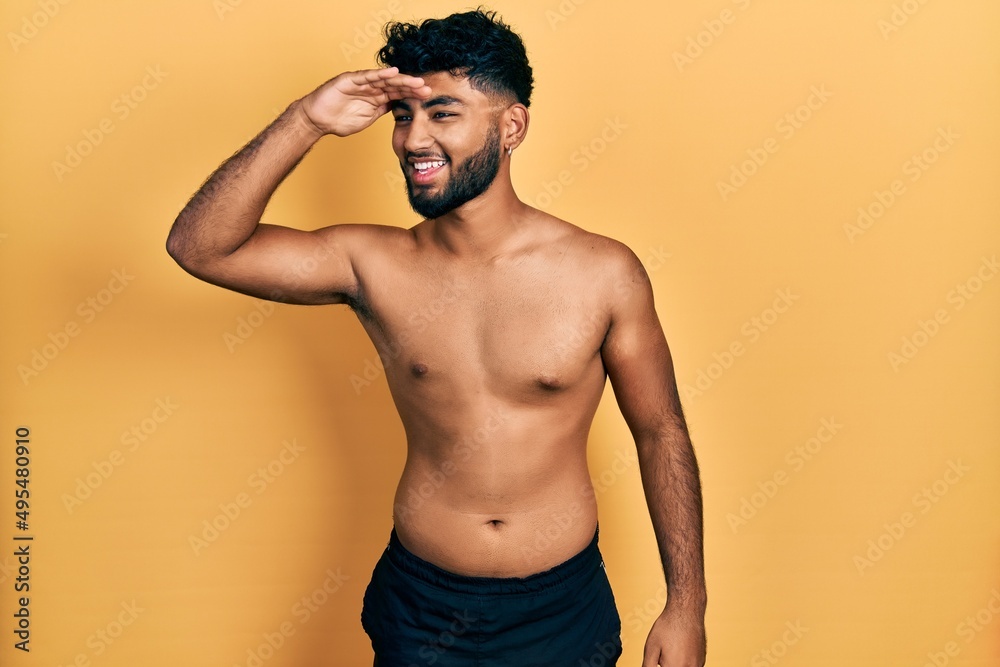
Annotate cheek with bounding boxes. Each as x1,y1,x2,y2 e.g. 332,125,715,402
391,127,408,155
436,133,468,161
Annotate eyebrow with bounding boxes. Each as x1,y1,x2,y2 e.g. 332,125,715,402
391,95,467,112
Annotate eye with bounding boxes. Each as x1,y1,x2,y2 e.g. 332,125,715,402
393,114,411,122
433,112,455,119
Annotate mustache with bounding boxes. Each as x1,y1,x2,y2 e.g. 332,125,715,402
406,152,449,161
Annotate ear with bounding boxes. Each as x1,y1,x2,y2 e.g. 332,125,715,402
500,103,529,152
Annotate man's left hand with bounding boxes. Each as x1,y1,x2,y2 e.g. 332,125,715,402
641,603,706,667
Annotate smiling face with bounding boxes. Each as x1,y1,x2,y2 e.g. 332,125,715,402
391,72,506,220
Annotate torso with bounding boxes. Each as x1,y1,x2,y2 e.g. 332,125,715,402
350,211,616,577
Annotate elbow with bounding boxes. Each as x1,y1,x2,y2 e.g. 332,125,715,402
164,233,182,263
165,228,228,285
165,228,206,276
165,216,202,270
165,232,191,269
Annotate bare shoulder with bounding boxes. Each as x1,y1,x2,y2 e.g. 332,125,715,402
309,222,417,281
540,213,649,292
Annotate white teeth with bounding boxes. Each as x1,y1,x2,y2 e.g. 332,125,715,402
414,160,446,172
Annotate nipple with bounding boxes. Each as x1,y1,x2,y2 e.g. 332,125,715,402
537,374,562,390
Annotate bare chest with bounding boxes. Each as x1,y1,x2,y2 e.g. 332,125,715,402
354,258,609,395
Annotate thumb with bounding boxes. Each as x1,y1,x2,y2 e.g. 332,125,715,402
642,644,662,667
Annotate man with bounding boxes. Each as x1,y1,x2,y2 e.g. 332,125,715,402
167,9,706,667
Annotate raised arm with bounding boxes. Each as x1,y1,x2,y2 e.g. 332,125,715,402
599,243,707,667
165,67,431,305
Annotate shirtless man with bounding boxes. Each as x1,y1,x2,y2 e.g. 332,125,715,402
166,9,705,667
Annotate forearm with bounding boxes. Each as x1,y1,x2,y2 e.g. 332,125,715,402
636,421,707,615
166,98,324,267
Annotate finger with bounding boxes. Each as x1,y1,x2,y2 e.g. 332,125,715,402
352,66,399,82
373,74,429,94
342,67,405,93
381,83,432,99
362,84,431,110
347,77,430,105
351,67,424,89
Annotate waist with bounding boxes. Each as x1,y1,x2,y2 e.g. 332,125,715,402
390,495,599,577
386,521,603,594
392,458,599,576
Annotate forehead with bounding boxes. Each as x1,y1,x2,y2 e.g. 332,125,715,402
392,71,491,110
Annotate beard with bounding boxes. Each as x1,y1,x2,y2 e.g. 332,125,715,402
402,123,502,220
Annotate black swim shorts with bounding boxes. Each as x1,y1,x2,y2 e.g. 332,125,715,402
361,524,623,666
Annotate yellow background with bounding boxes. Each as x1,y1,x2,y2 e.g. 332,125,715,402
2,0,999,665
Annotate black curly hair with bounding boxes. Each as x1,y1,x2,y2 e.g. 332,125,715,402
376,7,533,108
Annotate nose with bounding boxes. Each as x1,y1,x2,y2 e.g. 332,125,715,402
401,113,434,155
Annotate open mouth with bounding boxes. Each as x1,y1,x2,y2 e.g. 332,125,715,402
410,159,448,185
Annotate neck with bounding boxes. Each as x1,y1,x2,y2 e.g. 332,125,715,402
430,174,528,259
